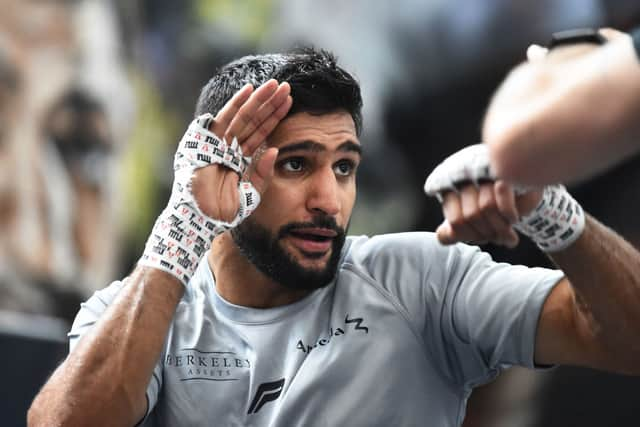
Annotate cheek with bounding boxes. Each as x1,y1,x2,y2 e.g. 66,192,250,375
252,182,302,223
339,184,357,221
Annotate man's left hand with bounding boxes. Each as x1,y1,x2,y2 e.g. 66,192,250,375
424,144,542,247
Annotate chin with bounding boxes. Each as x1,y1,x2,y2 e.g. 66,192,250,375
287,245,332,266
231,217,345,291
295,256,330,272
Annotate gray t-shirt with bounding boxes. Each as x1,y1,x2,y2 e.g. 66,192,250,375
69,232,562,427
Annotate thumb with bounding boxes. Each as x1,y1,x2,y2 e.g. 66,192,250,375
249,147,278,194
436,220,456,245
515,188,543,217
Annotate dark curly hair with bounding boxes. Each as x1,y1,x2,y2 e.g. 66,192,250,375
195,47,363,135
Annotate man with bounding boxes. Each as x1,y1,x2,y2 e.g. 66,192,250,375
483,27,640,185
29,48,640,426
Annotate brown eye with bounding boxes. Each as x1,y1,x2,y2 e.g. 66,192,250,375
281,158,304,172
334,160,355,176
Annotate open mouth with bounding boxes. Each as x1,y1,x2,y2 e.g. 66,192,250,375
289,232,333,242
286,228,336,254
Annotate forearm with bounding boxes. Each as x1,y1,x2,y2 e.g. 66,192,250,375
549,215,640,373
28,267,184,427
484,35,640,185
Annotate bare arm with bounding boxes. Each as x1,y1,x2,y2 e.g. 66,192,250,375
27,268,183,426
536,215,640,374
483,28,640,185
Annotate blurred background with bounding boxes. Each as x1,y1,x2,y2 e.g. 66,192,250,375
2,0,640,426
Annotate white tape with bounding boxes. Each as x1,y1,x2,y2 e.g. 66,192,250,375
174,113,248,176
514,184,585,252
424,144,496,202
138,114,261,285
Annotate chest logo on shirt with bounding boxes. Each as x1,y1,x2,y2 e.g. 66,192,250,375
247,378,285,414
164,348,251,381
296,314,369,354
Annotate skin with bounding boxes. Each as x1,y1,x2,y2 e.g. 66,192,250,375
483,28,640,185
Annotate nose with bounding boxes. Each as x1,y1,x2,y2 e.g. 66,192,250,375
306,167,340,217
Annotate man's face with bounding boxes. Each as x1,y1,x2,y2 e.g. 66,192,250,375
232,111,360,291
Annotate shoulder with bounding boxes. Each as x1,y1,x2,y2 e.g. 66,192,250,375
344,231,443,260
72,280,125,322
337,233,491,340
338,232,478,307
342,232,480,279
68,279,126,350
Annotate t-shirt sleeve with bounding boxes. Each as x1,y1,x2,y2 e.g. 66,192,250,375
349,233,562,388
67,280,164,424
435,243,562,387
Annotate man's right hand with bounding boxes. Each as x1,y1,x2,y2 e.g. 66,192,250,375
138,79,292,285
192,79,291,222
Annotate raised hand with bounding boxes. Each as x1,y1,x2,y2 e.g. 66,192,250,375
191,79,292,223
139,80,292,284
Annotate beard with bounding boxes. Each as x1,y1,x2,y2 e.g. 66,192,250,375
230,215,347,291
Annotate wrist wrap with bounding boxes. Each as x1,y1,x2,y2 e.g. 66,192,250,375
138,114,260,285
514,184,585,252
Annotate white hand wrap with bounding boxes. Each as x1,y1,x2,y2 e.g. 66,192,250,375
138,114,261,285
514,185,585,252
424,144,585,252
424,144,500,201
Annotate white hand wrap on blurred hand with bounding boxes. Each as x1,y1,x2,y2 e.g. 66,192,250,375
139,114,261,285
424,144,501,201
424,144,585,252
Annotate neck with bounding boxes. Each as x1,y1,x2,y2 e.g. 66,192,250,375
208,233,312,308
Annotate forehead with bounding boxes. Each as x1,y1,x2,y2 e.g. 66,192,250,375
267,111,359,150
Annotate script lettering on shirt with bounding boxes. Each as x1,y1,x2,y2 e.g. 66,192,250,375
296,313,369,354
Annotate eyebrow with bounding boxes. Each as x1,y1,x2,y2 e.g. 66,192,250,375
277,140,362,157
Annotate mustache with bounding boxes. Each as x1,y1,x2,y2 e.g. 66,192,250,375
277,216,345,239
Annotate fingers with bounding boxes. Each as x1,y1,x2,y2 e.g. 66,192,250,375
460,186,494,242
234,82,290,140
437,190,479,245
242,94,292,154
224,81,291,156
210,80,292,160
222,79,279,140
248,147,279,194
213,83,254,133
494,180,519,223
483,184,520,247
436,183,520,247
